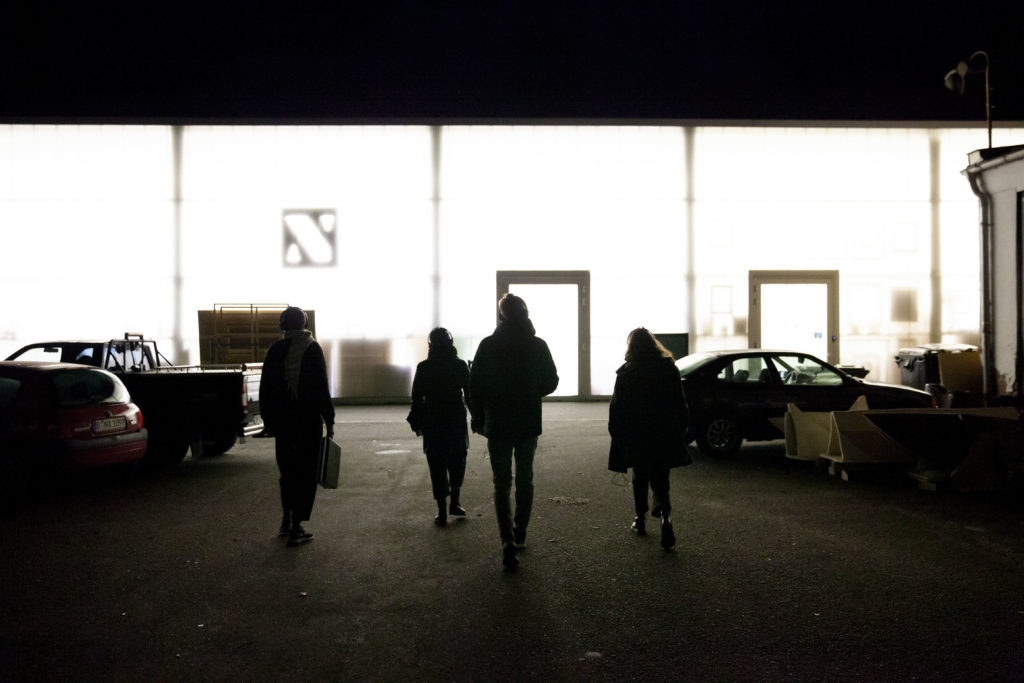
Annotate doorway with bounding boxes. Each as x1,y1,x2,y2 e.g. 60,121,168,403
748,270,839,364
497,270,590,399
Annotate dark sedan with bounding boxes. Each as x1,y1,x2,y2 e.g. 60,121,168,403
677,349,934,456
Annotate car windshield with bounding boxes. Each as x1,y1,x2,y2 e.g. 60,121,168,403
676,353,716,377
50,369,129,407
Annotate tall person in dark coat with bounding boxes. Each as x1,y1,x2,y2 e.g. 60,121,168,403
608,327,691,549
408,327,471,527
259,306,335,546
470,293,559,568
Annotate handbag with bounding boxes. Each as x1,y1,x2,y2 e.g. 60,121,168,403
317,436,341,489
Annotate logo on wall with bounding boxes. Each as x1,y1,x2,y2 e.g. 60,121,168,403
283,210,337,267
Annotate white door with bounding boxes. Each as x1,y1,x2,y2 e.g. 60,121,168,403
749,271,839,364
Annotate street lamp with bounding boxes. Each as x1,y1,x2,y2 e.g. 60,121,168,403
945,50,991,148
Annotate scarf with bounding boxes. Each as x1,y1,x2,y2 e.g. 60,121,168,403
284,329,314,400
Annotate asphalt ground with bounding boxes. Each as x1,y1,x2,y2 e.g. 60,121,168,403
2,402,1024,682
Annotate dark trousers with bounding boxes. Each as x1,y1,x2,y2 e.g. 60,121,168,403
274,419,321,523
632,457,671,518
424,433,467,502
487,436,537,544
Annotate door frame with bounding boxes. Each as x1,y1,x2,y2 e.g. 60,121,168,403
497,270,591,399
748,270,840,364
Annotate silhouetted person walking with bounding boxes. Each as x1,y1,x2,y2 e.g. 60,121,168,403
259,306,335,546
470,293,558,568
408,327,471,527
608,327,690,549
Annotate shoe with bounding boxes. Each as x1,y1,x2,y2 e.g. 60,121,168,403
502,542,520,568
278,513,291,537
660,520,676,549
631,516,647,536
513,528,526,549
288,525,313,546
450,489,466,516
434,513,448,527
651,505,663,519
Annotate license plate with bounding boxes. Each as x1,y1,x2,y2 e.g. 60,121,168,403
92,417,127,434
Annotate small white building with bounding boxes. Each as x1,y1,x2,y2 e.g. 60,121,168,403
963,144,1024,401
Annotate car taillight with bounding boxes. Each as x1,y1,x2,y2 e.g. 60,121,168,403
137,409,144,429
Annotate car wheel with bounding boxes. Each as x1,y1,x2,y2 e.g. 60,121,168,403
200,431,237,457
143,428,190,467
696,415,742,457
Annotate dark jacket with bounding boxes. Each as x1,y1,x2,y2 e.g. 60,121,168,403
409,351,470,452
608,355,691,472
259,335,335,432
469,317,559,439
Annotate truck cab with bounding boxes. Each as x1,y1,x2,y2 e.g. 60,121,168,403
11,337,162,372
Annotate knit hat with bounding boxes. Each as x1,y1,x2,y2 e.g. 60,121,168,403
428,327,454,348
279,306,308,331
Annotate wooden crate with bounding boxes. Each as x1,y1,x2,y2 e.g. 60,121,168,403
198,304,316,365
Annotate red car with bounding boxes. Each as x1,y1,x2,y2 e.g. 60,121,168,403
0,361,148,476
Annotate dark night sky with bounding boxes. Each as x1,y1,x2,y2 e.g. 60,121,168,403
1,2,1022,123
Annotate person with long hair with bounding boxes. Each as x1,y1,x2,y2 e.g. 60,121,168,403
608,327,691,549
408,327,471,527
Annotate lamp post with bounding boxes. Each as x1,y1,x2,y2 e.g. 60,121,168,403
945,50,991,148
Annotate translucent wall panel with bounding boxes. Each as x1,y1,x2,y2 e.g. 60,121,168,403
442,125,686,200
439,124,688,395
0,125,175,359
937,128,984,343
183,125,431,201
0,125,172,201
695,127,931,201
178,126,434,397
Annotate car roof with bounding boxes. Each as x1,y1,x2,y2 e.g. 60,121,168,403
11,341,109,346
680,349,823,359
0,360,97,373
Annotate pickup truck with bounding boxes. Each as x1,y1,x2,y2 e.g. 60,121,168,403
5,334,262,465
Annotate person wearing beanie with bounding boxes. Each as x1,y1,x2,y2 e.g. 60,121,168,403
408,327,471,527
259,306,335,546
470,293,559,568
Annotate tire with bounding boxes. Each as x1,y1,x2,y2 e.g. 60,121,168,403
696,414,742,457
143,427,190,467
200,432,238,457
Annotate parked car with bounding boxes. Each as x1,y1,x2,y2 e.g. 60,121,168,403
677,349,935,456
6,334,261,465
0,362,148,491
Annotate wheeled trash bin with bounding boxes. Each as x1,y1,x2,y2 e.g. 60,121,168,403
894,344,981,407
